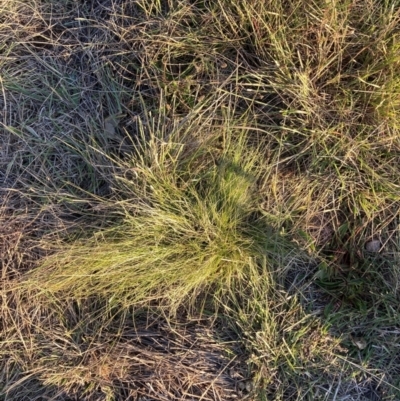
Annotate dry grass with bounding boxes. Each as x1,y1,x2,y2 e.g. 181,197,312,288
1,0,400,400
1,288,248,401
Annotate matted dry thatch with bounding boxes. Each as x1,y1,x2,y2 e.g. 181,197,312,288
1,287,252,401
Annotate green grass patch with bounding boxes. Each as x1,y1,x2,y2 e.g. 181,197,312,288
22,111,284,313
1,0,400,400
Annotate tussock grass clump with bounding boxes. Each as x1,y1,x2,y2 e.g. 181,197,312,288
22,112,280,312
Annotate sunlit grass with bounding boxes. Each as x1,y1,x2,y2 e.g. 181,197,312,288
1,0,400,399
22,109,283,314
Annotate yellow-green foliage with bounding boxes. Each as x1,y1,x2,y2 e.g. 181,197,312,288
24,116,275,312
2,0,400,399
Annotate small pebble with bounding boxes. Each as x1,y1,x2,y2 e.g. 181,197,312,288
365,240,381,253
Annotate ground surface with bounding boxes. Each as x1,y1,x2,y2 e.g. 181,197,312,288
1,0,400,400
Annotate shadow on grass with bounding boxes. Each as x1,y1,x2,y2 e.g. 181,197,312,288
1,0,400,400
